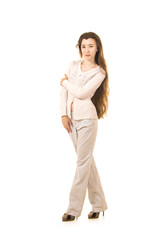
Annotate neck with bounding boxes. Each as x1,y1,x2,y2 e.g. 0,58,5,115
82,59,95,66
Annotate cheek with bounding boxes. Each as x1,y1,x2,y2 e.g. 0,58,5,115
81,48,85,55
92,48,97,55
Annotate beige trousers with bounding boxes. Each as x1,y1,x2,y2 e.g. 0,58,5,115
66,112,108,217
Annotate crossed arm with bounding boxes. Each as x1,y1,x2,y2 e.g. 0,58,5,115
60,72,105,99
60,70,105,133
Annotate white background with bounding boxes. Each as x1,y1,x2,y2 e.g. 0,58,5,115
0,0,159,239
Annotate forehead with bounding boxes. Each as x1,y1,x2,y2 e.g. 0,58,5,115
81,38,96,45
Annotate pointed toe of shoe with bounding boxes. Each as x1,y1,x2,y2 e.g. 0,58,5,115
62,213,75,222
88,211,104,219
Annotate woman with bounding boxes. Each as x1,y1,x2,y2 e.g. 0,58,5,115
60,32,110,221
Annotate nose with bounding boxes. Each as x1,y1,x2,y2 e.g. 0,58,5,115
85,48,90,53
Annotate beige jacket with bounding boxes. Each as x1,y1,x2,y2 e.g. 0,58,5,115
60,60,106,120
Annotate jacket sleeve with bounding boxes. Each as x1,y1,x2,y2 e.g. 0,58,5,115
60,87,68,117
60,61,73,117
62,72,106,100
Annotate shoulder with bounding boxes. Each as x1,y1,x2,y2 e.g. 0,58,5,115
68,59,80,67
68,60,80,73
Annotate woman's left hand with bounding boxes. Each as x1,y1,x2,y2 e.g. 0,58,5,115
60,74,68,86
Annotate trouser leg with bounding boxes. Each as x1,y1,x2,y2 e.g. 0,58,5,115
88,156,108,212
67,119,98,217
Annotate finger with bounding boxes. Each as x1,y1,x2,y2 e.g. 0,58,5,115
64,126,69,133
69,119,73,127
67,126,71,133
68,127,72,132
64,124,71,133
67,123,72,133
64,74,68,79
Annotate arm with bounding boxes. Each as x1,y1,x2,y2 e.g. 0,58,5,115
60,87,68,117
60,89,73,133
62,72,106,99
59,61,73,116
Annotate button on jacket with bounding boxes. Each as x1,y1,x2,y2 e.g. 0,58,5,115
60,60,106,120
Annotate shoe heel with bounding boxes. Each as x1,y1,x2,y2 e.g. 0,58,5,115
103,211,104,216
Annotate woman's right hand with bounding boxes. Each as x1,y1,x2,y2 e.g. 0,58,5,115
60,74,68,87
61,115,73,133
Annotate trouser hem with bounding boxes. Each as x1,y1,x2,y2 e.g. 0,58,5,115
92,207,108,212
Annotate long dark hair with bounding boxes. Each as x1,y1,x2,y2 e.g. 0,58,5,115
76,32,110,119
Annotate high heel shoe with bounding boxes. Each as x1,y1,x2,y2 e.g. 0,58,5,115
62,213,76,222
88,211,104,219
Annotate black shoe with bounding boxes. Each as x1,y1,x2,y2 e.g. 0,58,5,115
62,213,76,222
88,211,104,219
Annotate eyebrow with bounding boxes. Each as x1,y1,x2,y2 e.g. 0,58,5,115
81,43,94,46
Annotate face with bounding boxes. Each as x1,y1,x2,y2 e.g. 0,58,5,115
81,38,98,62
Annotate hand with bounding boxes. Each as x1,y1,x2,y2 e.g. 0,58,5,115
60,74,68,86
61,115,73,133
